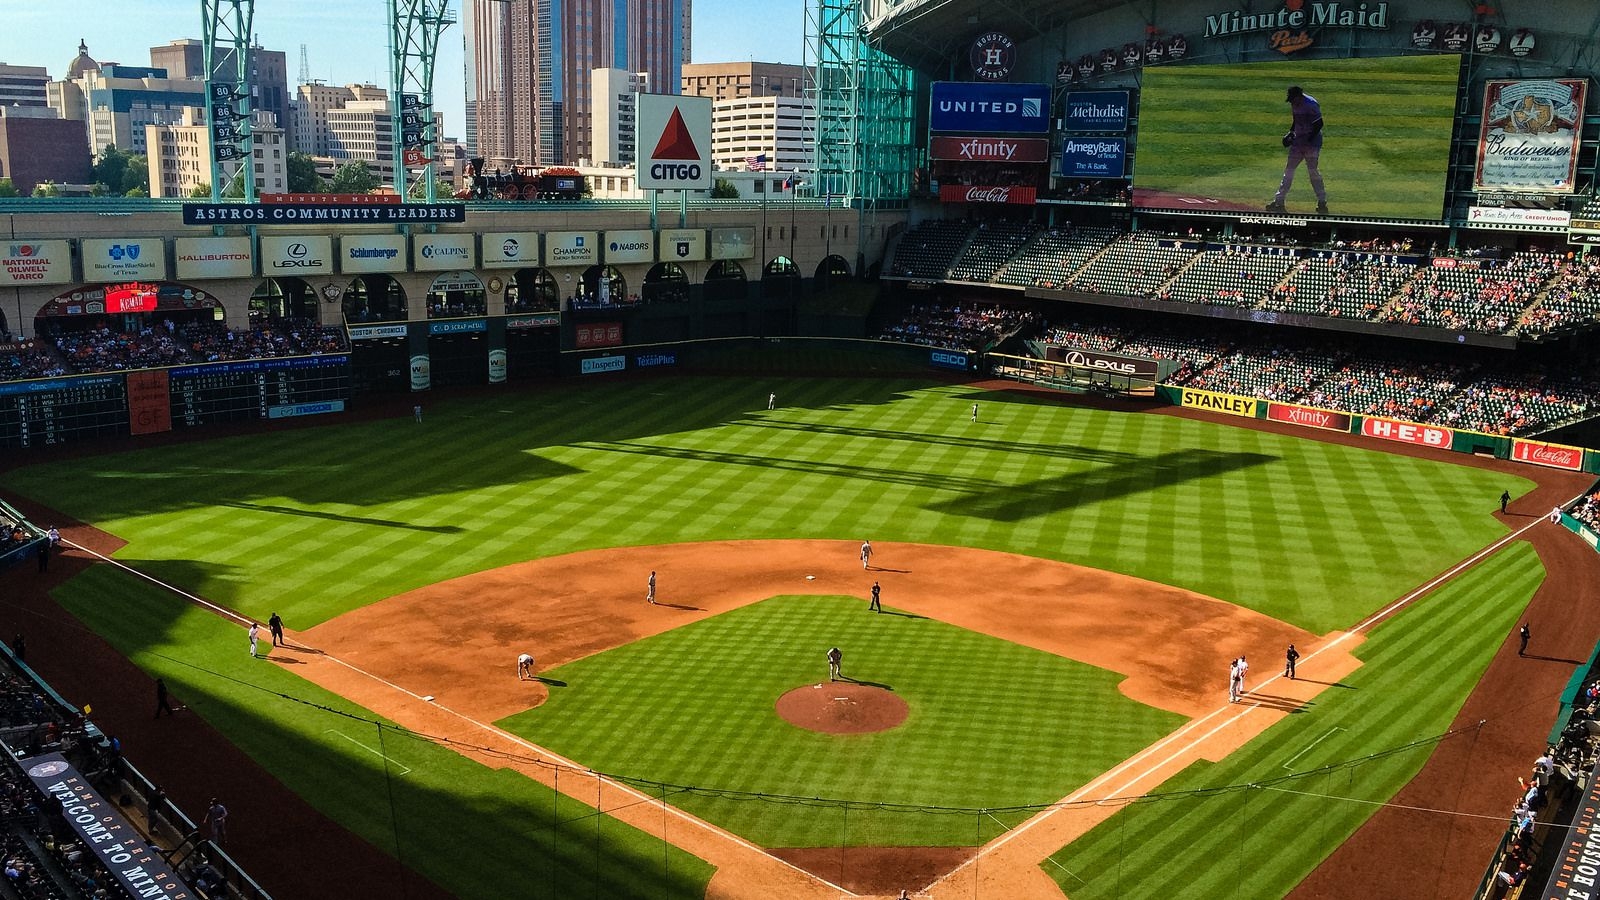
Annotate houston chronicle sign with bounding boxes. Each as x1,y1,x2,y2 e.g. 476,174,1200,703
1204,1,1390,38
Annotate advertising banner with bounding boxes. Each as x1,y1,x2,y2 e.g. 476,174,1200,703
488,349,507,383
604,230,655,265
1466,206,1571,227
575,322,623,349
929,82,1050,134
183,202,464,225
1266,402,1352,432
1060,137,1127,178
174,237,253,280
1063,91,1131,132
1536,756,1600,900
658,229,707,262
1051,347,1160,380
711,227,756,260
413,233,476,271
428,318,487,335
929,135,1051,163
267,399,346,419
409,354,431,391
634,350,678,368
23,753,196,900
82,239,166,283
546,232,599,267
348,324,410,340
482,232,541,268
1475,79,1587,194
260,236,333,275
505,314,559,329
930,350,970,371
1360,417,1452,448
1,240,73,286
636,93,713,191
581,355,626,374
339,234,407,274
1511,438,1584,471
1179,387,1259,418
938,185,1038,205
127,370,172,436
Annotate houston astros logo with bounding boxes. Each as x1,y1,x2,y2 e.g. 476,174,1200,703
969,32,1015,81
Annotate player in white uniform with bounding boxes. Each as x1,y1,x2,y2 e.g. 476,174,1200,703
517,653,535,680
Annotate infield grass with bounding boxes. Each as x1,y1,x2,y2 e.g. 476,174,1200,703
1044,539,1545,899
500,594,1183,847
1134,55,1460,219
0,374,1535,897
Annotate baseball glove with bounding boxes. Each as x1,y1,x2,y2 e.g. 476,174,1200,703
1282,131,1294,147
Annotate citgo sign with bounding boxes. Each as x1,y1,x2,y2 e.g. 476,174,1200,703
637,94,712,191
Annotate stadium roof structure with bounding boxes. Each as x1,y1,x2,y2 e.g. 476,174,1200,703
865,0,1135,73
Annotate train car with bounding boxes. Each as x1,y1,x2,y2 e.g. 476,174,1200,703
456,158,587,201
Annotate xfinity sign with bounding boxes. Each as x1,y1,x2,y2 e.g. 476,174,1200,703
637,94,713,191
930,82,1050,134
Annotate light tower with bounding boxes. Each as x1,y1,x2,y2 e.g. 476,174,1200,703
202,0,256,201
389,0,456,202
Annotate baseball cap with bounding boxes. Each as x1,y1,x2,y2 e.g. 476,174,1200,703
1286,85,1304,100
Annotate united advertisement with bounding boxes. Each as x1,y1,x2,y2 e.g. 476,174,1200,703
1475,79,1587,194
1060,138,1127,179
929,82,1050,134
174,237,253,280
82,239,167,283
0,240,73,286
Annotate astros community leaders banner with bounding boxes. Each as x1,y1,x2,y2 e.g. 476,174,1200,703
1475,79,1587,193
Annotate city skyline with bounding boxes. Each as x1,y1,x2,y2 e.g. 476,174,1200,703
0,0,807,145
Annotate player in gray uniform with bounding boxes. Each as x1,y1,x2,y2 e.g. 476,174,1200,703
1266,86,1328,214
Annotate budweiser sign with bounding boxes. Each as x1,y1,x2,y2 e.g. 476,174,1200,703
1511,438,1584,471
930,136,1050,163
939,184,1038,205
1361,417,1452,448
1267,403,1352,432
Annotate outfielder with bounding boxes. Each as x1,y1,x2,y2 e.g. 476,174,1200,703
860,540,873,570
646,570,656,604
1266,86,1328,214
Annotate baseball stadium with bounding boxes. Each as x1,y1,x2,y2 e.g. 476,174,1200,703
4,1,1600,899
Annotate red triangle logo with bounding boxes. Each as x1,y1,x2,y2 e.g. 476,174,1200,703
651,107,701,160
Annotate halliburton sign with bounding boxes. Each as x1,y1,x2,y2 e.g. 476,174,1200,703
1267,402,1351,432
939,184,1037,205
1360,417,1452,448
1511,438,1584,471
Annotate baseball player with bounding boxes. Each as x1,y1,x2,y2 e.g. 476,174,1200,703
1284,644,1299,679
1237,655,1249,695
1266,85,1328,214
517,653,535,680
869,581,881,613
971,402,979,422
828,646,842,682
1228,657,1241,703
247,622,260,658
860,541,873,570
646,570,656,604
768,392,776,410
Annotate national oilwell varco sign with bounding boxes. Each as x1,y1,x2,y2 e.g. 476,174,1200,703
1204,1,1390,38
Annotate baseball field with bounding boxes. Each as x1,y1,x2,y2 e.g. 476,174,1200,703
1132,54,1460,219
0,371,1576,899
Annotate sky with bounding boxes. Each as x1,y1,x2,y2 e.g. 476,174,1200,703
0,0,808,141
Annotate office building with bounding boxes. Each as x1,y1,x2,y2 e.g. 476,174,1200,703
0,107,92,195
149,39,290,132
710,94,815,174
0,63,49,108
327,99,395,186
467,0,689,166
588,68,646,166
144,107,287,198
681,61,808,101
48,41,206,155
291,82,386,157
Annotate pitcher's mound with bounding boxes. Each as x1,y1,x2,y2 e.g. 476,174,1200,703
776,682,909,734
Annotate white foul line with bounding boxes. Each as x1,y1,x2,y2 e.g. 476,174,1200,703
1282,727,1345,771
323,729,413,776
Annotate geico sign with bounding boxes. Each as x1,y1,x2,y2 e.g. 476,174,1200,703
649,163,701,181
1361,418,1451,447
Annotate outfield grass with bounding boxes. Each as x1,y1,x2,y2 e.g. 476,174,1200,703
1135,55,1460,218
499,595,1184,847
54,564,714,900
0,376,1538,897
1043,539,1544,899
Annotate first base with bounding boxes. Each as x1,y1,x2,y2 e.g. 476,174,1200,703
806,575,816,580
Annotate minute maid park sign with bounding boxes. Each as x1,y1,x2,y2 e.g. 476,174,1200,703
1204,0,1389,38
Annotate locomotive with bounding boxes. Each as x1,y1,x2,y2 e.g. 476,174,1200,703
455,158,588,201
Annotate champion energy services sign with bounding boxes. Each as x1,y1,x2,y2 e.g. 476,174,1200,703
0,241,72,286
546,232,598,267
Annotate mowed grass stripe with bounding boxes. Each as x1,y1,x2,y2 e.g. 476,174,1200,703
1044,540,1544,900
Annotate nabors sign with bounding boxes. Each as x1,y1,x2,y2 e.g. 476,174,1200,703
1204,1,1390,38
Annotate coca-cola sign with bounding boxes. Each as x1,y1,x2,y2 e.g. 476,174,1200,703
1361,417,1452,448
1267,402,1352,433
939,184,1037,205
1511,438,1584,471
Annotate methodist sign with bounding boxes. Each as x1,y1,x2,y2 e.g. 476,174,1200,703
636,94,712,191
0,240,73,286
82,239,166,283
1063,91,1131,132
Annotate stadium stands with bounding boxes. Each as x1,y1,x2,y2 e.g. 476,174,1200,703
888,220,974,279
995,225,1118,289
16,320,350,378
1384,251,1562,333
948,221,1036,284
1266,254,1420,319
1068,231,1200,298
1156,245,1296,308
875,301,1040,352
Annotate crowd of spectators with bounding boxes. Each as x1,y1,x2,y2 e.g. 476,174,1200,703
875,301,1040,352
2,318,350,381
1568,489,1600,534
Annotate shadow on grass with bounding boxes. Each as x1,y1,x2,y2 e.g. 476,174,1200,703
534,677,568,688
219,501,465,534
655,602,703,611
747,419,1138,466
877,609,927,620
1291,678,1356,689
838,677,894,691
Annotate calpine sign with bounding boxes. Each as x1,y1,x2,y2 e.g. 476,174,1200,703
1203,2,1390,38
637,94,713,191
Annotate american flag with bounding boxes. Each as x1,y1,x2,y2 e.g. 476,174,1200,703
745,153,768,171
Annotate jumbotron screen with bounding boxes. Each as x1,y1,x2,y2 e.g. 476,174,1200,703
1132,55,1460,220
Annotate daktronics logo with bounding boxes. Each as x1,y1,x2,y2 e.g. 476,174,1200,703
1512,439,1584,471
348,247,399,259
1266,403,1351,432
1361,418,1451,447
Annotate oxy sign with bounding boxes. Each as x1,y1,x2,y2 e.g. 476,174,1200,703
482,232,541,268
637,94,712,191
